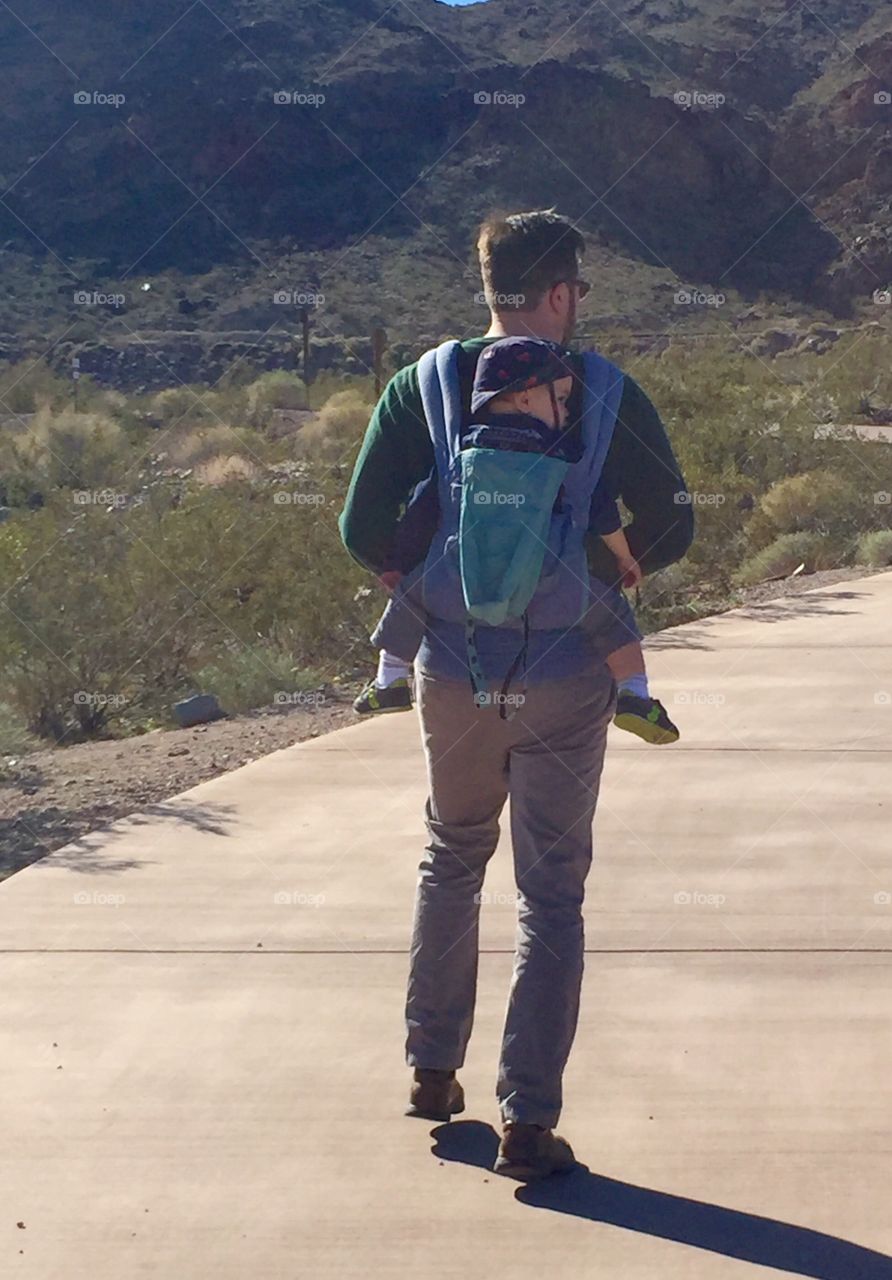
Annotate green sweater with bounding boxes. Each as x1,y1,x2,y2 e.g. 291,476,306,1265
339,336,693,584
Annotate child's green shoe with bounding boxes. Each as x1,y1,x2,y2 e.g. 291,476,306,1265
352,677,413,716
613,692,679,744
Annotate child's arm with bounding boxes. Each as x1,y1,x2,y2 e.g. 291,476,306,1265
601,528,642,589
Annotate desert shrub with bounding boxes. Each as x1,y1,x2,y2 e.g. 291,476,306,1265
295,388,373,462
192,634,325,715
245,371,309,429
165,423,268,470
193,454,262,486
856,529,892,567
0,359,71,415
10,408,130,492
754,469,864,542
151,385,218,426
734,532,842,586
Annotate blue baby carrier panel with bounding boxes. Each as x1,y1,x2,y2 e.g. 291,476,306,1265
416,340,625,634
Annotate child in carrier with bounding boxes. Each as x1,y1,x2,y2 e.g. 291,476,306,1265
353,336,679,744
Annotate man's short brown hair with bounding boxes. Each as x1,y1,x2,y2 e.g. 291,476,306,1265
477,209,585,312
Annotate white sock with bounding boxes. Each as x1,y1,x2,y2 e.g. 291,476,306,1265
616,673,649,700
376,650,411,688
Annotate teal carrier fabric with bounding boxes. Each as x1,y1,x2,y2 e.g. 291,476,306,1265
416,340,625,717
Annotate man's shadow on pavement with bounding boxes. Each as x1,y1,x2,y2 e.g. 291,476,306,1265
431,1121,892,1279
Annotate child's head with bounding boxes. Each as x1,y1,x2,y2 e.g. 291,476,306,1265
471,337,574,430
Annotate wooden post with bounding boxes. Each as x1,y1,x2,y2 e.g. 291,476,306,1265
300,307,311,391
372,327,387,399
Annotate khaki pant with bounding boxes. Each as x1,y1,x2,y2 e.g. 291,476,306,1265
406,665,616,1129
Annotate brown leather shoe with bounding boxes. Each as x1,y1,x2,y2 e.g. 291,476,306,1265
493,1122,577,1181
405,1068,465,1121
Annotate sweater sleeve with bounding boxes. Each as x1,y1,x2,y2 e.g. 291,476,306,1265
338,363,435,575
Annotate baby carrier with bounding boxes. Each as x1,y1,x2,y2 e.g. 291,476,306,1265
417,340,625,718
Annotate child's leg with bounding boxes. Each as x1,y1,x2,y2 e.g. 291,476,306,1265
607,641,649,701
376,649,412,688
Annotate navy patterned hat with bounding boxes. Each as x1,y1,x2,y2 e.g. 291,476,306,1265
471,337,575,416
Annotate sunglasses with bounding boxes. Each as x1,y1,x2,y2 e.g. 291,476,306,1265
554,278,591,299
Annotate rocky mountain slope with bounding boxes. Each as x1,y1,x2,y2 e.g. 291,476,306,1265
1,0,890,384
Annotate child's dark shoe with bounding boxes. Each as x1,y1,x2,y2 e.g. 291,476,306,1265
613,692,680,744
353,677,413,715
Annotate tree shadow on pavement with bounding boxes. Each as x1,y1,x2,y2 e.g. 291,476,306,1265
432,1121,892,1278
647,589,872,654
1,801,238,882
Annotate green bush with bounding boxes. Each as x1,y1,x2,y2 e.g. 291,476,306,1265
856,529,892,568
734,532,843,586
245,371,309,429
754,469,863,542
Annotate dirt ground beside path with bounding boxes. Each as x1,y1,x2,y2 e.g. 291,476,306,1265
0,681,371,883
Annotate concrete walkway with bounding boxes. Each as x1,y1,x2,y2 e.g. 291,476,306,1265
2,573,891,1278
